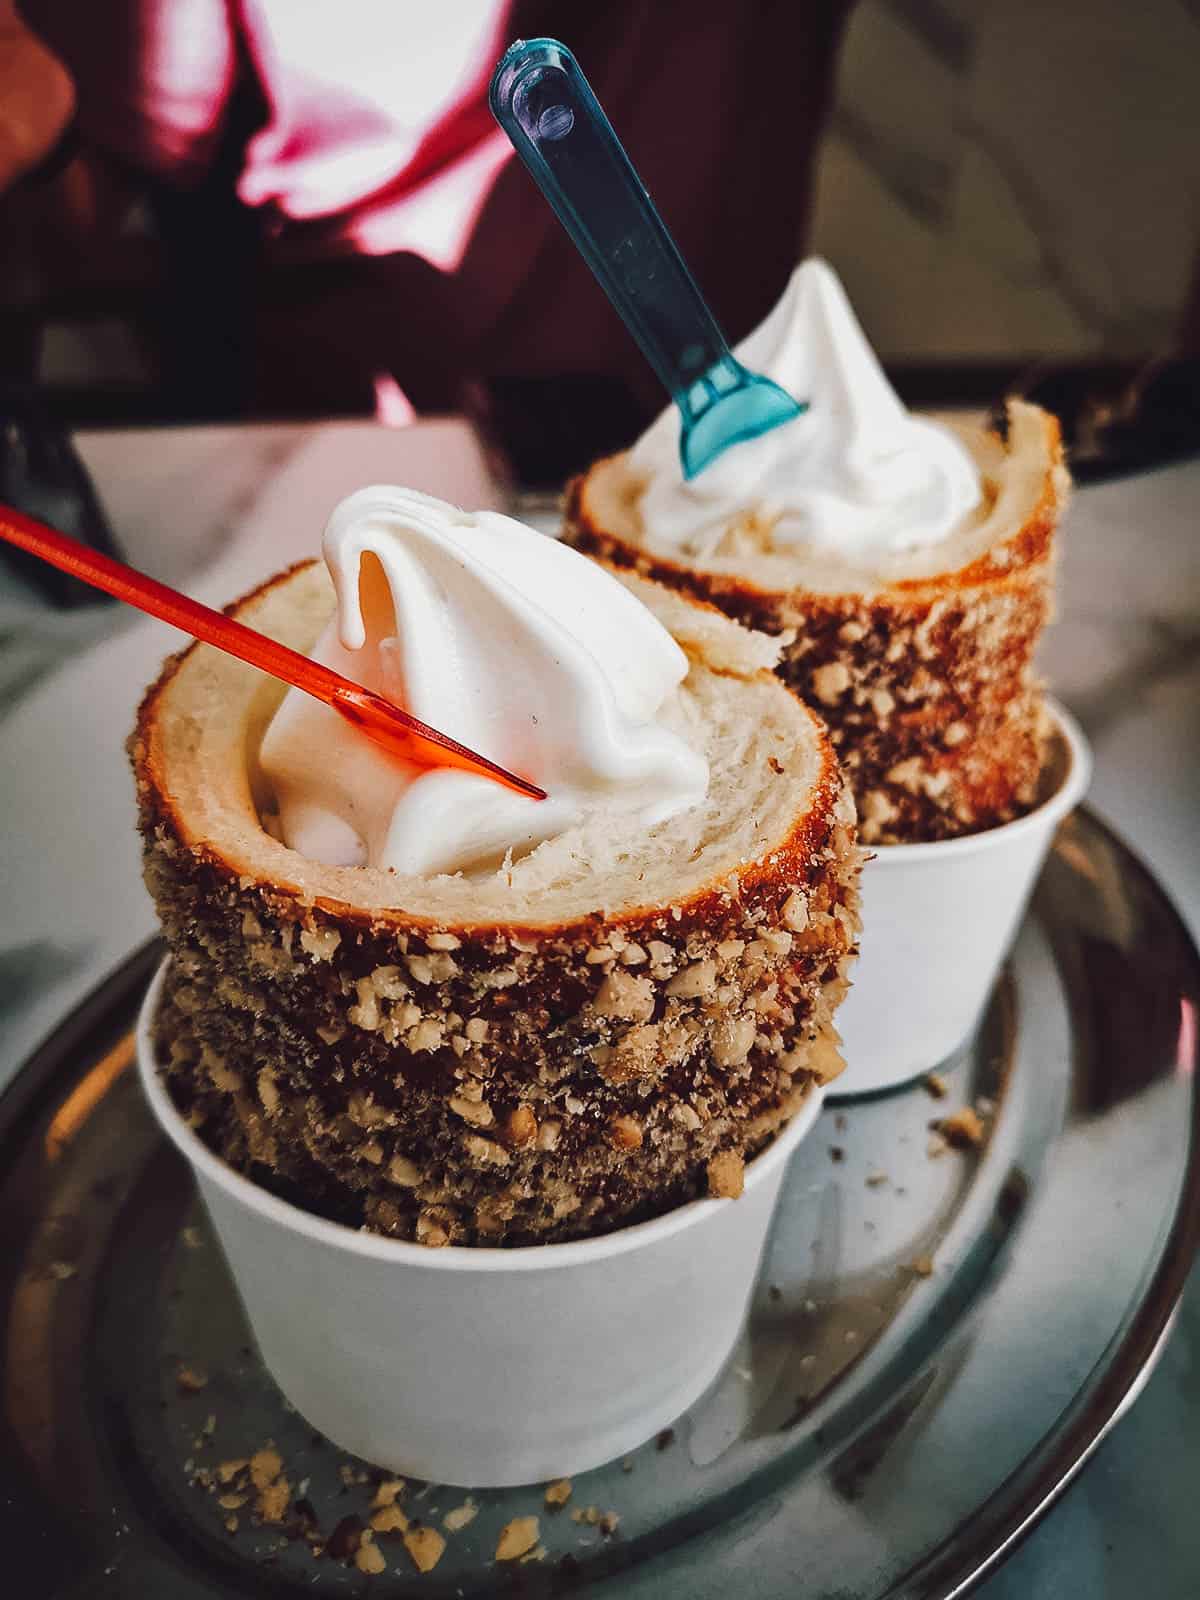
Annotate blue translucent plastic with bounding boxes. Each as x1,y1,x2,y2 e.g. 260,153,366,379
489,38,804,480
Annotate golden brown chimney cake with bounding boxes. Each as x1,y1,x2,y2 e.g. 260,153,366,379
131,564,862,1246
565,401,1067,845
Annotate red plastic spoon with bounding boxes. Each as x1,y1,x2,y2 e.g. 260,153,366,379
0,505,546,802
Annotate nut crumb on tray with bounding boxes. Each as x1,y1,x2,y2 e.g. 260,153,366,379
495,1516,541,1562
442,1500,477,1531
571,1505,621,1534
354,1531,386,1574
256,1476,291,1524
181,1415,599,1580
938,1106,986,1147
326,1514,365,1560
403,1524,446,1573
248,1445,282,1490
369,1476,406,1509
370,1503,409,1534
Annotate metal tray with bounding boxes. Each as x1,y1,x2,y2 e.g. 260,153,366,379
2,808,1197,1598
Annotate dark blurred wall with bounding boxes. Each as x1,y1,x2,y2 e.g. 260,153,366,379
809,0,1200,362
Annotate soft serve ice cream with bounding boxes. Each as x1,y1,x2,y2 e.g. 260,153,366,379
630,258,982,559
563,256,1068,849
259,487,708,878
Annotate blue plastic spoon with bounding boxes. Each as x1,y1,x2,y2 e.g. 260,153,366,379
489,38,804,480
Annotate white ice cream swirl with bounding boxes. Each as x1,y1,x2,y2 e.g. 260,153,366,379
259,487,708,878
630,258,982,558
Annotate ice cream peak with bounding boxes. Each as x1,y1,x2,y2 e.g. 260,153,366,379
629,258,982,558
259,486,708,877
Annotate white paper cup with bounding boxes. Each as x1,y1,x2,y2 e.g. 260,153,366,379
834,700,1091,1097
137,965,823,1486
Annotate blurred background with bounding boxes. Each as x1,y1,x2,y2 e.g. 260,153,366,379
2,0,1199,486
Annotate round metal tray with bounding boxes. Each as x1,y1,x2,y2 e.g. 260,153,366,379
2,808,1197,1598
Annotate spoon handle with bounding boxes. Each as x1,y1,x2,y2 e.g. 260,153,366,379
490,38,732,405
0,504,545,800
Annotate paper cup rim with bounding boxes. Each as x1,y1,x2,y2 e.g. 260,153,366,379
136,963,824,1273
863,698,1091,867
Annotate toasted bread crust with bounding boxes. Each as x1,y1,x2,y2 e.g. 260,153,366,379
131,566,861,1245
564,404,1065,844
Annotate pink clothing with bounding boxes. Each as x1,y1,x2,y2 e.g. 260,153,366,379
18,0,851,458
22,0,515,268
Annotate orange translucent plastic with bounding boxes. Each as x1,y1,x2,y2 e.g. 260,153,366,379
0,505,546,801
